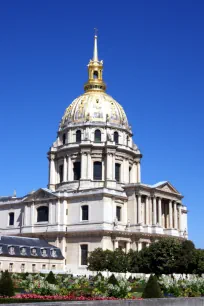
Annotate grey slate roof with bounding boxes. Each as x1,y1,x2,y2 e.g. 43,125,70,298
0,236,64,260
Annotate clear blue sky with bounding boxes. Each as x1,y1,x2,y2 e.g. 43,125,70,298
0,0,203,248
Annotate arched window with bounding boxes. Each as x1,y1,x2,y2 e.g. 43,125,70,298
81,205,89,221
93,161,102,180
73,161,81,180
115,163,121,182
94,129,101,142
59,165,63,183
62,133,66,145
114,131,119,144
37,206,48,222
93,71,98,79
9,212,14,226
76,130,81,143
126,136,129,146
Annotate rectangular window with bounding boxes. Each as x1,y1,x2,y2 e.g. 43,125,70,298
21,264,25,272
9,212,14,226
42,264,46,270
116,206,121,221
93,161,102,180
59,165,63,183
52,265,56,270
81,244,88,265
66,208,68,215
32,264,36,273
9,263,13,272
115,163,121,182
74,161,81,180
81,205,89,221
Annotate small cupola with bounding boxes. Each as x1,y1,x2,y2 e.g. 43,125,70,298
84,30,106,92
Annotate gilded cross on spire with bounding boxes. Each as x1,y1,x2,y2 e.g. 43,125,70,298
94,28,98,37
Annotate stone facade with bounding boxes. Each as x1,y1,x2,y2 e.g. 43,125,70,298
0,34,188,275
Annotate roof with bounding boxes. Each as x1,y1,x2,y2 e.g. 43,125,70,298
0,236,64,260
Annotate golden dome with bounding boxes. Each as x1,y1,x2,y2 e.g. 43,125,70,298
60,91,129,129
60,32,129,130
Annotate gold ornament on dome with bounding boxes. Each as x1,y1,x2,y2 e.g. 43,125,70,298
59,32,129,130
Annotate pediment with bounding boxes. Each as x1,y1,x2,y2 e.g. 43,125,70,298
24,188,58,201
154,182,181,195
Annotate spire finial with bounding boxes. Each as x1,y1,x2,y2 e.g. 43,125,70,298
93,28,98,62
84,30,106,92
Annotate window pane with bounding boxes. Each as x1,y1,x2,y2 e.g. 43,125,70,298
59,165,63,183
114,132,119,144
115,163,121,182
62,133,66,145
95,130,101,142
37,206,49,222
76,130,81,143
93,162,102,180
9,213,14,226
116,206,121,221
81,244,88,265
74,162,81,180
82,205,88,221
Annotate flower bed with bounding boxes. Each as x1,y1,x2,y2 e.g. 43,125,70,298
0,293,142,303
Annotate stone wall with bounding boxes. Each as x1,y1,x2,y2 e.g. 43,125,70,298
1,298,204,306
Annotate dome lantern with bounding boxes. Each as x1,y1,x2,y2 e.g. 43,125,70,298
84,30,106,92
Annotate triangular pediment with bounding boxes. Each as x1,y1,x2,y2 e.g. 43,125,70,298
153,182,181,195
24,188,58,202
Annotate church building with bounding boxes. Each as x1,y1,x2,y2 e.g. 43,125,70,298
0,34,188,274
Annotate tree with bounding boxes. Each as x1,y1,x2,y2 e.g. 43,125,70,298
194,249,204,276
139,238,181,275
0,270,15,297
108,274,119,286
142,274,163,298
110,249,128,273
127,249,140,273
175,240,196,274
46,271,56,284
87,248,108,272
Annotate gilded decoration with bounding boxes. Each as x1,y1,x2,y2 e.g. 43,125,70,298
60,92,128,128
59,33,129,130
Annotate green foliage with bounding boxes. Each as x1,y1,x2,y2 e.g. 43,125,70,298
127,249,139,273
139,237,182,275
110,249,128,273
87,248,108,272
46,271,56,284
142,274,163,299
175,240,196,274
0,270,15,297
108,274,119,286
194,249,204,276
